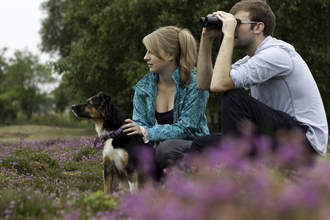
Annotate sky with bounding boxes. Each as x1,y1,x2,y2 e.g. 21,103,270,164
0,0,59,91
0,0,52,64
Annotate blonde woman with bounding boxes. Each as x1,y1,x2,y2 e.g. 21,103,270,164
122,26,209,170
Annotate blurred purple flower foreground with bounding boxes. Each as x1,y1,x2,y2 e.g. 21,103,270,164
103,134,330,220
1,133,329,219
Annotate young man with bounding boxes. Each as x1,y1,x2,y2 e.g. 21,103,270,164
192,0,328,156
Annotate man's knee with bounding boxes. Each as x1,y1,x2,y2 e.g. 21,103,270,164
222,89,245,105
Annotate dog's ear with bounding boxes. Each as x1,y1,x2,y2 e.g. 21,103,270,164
90,92,101,109
99,92,111,104
96,92,113,118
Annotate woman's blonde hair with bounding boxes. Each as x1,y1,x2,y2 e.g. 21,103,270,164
142,26,197,88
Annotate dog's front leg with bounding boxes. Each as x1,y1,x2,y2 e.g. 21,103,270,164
127,171,139,194
103,156,114,194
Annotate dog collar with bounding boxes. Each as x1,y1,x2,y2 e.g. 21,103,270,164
110,126,123,138
93,124,125,150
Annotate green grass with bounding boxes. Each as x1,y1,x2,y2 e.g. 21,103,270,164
0,125,96,143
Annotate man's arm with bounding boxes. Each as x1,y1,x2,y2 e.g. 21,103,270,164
210,12,235,92
196,33,215,91
210,33,235,92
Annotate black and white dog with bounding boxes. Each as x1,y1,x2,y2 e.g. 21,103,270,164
72,92,151,194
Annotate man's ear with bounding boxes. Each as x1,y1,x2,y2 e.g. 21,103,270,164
254,22,265,34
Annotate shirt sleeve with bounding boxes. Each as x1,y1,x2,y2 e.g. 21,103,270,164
230,46,293,90
140,126,149,143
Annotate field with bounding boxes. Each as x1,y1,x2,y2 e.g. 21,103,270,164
0,125,95,143
0,126,330,219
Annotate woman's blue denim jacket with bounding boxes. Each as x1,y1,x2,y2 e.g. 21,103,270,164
132,67,210,142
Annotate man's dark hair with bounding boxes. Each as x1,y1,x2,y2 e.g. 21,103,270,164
230,0,276,37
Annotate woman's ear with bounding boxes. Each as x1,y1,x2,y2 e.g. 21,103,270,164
168,52,175,61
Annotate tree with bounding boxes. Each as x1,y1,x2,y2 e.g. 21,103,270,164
0,48,7,76
40,0,330,132
39,0,77,58
52,81,70,114
2,49,54,119
0,48,18,124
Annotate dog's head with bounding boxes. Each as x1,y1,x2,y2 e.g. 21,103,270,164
71,92,109,119
72,92,127,130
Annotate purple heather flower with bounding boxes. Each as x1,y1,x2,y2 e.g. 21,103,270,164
134,145,158,175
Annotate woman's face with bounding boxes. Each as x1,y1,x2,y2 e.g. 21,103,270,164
144,48,172,74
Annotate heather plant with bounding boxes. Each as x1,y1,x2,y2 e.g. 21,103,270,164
0,189,119,220
0,136,123,219
1,156,36,176
0,137,106,216
0,189,61,220
105,132,330,220
81,190,117,214
0,132,329,219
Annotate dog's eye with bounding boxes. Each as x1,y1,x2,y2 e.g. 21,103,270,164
87,102,92,107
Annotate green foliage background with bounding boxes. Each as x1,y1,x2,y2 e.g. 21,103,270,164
0,49,54,123
40,0,330,132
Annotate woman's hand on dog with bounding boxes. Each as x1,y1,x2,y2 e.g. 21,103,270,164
122,119,142,136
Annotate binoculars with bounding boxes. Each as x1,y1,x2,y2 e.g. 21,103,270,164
199,16,222,28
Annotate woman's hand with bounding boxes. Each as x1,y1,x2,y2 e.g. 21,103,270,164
121,119,142,136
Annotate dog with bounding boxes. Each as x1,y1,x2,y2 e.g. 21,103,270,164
72,92,153,194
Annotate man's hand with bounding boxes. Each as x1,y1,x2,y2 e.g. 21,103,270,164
201,14,222,39
212,11,237,37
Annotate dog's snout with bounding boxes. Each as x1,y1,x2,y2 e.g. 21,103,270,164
71,105,79,117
